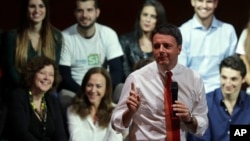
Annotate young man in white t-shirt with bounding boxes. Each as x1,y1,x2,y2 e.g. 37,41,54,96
59,0,124,94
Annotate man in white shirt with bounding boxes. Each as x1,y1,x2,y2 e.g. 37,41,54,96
178,0,237,94
58,1,124,134
111,24,208,141
59,0,124,94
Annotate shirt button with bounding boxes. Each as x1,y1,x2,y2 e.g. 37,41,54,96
228,131,230,134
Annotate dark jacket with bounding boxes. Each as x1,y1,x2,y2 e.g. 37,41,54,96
7,88,67,141
2,29,62,89
119,32,153,80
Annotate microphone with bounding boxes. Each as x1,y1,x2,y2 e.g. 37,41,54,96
171,81,178,117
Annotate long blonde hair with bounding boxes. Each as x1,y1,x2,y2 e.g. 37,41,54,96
15,0,57,72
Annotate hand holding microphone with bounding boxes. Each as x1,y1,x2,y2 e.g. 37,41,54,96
171,82,193,123
171,81,178,117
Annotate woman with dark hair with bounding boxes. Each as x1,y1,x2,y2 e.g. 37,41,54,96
67,67,123,141
7,56,67,141
3,0,62,89
119,0,167,79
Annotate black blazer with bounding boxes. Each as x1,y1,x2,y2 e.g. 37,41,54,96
7,88,67,141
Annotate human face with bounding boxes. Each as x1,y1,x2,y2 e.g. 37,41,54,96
74,0,100,30
152,33,181,69
191,0,218,21
27,0,46,25
220,67,245,96
32,65,54,94
140,6,157,33
85,73,106,107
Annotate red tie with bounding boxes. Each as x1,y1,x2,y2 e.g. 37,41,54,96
164,71,180,141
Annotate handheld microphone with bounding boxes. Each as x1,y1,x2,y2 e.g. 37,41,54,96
171,81,178,117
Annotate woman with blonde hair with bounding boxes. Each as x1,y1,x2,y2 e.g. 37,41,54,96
3,0,62,89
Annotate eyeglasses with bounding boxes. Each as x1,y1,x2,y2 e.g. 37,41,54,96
153,43,170,49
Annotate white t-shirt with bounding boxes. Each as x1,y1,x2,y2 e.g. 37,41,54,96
236,29,247,55
60,23,123,85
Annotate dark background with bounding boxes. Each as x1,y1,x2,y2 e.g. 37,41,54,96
0,0,249,37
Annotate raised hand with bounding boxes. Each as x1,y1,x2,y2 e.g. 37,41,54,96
126,82,140,113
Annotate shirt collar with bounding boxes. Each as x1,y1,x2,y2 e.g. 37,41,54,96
157,63,181,81
192,14,219,30
218,89,247,106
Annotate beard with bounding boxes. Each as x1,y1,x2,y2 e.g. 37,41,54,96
78,18,96,30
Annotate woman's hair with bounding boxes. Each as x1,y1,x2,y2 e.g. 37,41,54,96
22,56,61,92
15,0,61,72
71,67,114,128
133,58,154,71
133,0,167,40
244,10,250,64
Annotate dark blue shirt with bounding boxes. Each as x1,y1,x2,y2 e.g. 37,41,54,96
188,88,250,141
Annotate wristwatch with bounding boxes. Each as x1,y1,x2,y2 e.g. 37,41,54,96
184,115,194,124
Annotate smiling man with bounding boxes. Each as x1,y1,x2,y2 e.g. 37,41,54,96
178,0,237,94
111,24,208,141
188,55,250,141
59,0,124,94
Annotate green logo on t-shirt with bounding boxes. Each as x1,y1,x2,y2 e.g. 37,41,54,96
88,54,100,65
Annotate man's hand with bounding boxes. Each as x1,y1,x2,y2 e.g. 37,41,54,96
126,82,140,113
122,82,140,127
172,101,191,122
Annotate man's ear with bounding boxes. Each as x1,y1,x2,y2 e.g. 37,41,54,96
178,45,182,55
214,0,219,9
96,8,100,18
191,0,195,7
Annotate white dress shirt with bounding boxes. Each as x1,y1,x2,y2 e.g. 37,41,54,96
67,106,123,141
111,61,208,141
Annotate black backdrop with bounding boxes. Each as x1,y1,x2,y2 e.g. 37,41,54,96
0,0,249,37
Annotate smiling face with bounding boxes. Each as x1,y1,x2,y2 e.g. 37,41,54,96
220,67,245,97
27,0,46,25
139,5,157,33
153,33,181,70
85,73,106,107
32,65,54,94
191,0,218,21
74,0,100,30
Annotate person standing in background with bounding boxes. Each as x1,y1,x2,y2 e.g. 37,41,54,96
2,0,63,90
59,0,124,94
178,0,237,94
119,0,166,80
236,11,250,93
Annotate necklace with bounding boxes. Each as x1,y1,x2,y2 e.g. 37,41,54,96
29,91,47,131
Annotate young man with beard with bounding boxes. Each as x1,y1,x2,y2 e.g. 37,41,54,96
178,0,237,94
59,0,124,94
